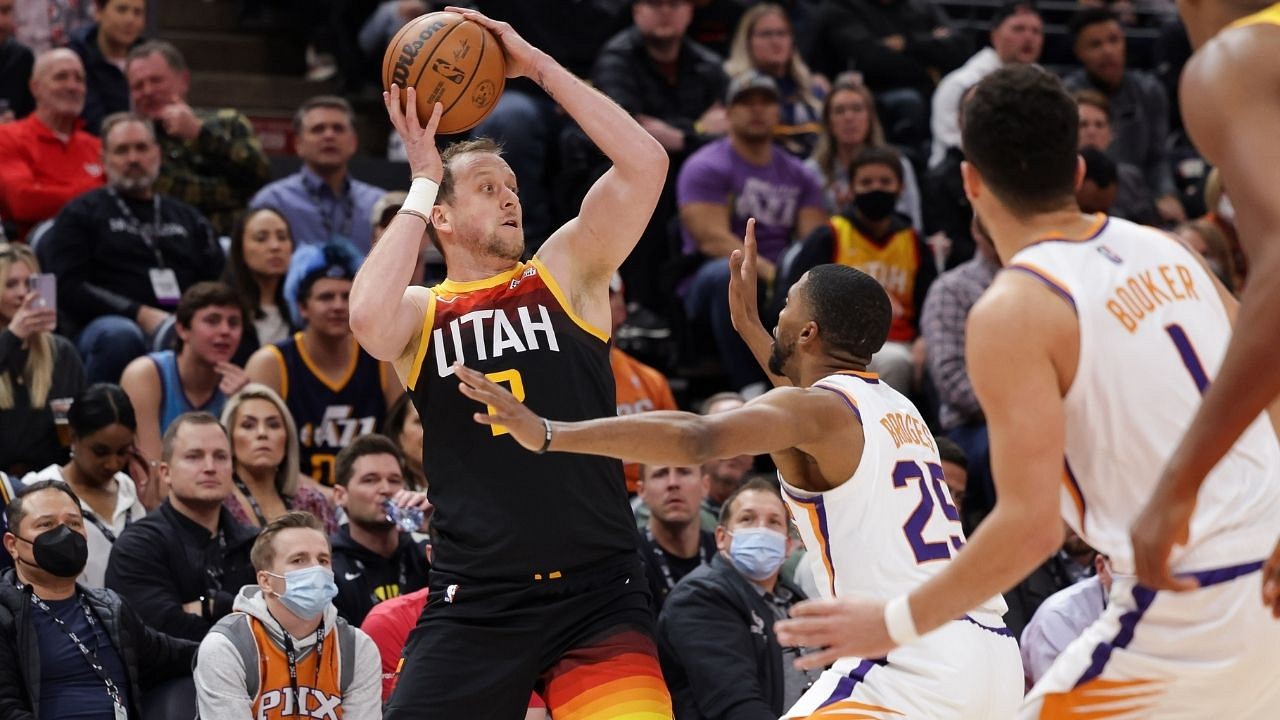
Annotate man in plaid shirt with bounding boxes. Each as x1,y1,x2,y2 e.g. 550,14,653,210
126,40,270,236
920,215,999,527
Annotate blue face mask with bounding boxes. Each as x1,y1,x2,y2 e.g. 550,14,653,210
267,565,338,620
728,527,788,581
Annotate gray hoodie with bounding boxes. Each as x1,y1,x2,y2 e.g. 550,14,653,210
194,584,383,719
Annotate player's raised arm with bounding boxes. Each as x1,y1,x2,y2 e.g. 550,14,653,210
730,219,793,387
349,86,442,362
1148,42,1280,584
452,361,850,466
776,273,1070,664
446,7,668,287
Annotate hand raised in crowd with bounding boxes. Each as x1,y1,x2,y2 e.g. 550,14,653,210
696,103,729,136
383,84,444,184
158,101,203,140
446,6,546,80
6,293,57,341
452,362,549,453
774,595,897,670
215,361,251,397
126,444,163,511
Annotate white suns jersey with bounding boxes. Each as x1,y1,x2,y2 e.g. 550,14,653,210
1009,216,1280,574
781,371,1006,617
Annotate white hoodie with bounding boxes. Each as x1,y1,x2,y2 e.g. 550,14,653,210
194,585,383,719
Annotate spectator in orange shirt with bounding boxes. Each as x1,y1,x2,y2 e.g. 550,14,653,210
0,48,104,239
609,273,677,493
360,588,549,719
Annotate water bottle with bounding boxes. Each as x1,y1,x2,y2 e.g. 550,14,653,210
383,499,425,533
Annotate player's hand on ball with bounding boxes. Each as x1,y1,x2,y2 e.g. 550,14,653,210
384,84,444,183
774,596,895,669
445,6,542,79
453,362,548,452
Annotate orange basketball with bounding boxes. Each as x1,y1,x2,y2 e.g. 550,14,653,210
382,12,507,135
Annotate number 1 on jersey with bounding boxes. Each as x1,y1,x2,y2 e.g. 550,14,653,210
1166,323,1210,394
484,369,525,436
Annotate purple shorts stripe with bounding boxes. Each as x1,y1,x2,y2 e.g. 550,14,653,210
814,384,862,423
818,657,888,708
1181,559,1264,587
1007,265,1078,313
1075,584,1157,687
961,615,1014,638
1074,559,1263,688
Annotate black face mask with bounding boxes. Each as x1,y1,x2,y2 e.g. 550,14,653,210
853,190,897,221
16,525,89,578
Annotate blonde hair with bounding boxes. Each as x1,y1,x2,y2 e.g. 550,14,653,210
724,4,821,115
220,383,302,497
810,74,888,186
0,244,54,410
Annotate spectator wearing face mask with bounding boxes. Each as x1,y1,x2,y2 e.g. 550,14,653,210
0,480,197,719
194,511,381,720
656,479,814,719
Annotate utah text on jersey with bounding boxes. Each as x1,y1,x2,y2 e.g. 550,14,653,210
431,303,560,378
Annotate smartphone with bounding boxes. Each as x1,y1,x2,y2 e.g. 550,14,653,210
27,273,56,313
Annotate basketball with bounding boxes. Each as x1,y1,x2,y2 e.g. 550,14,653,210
382,11,506,135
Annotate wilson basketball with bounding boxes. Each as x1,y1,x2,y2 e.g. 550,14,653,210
382,12,507,135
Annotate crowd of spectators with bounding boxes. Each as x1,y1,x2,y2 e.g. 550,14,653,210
0,0,1243,717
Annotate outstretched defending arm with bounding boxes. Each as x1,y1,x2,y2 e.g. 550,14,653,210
729,219,793,387
446,8,668,296
348,88,443,363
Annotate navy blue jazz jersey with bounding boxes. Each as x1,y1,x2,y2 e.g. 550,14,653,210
269,332,387,486
406,259,638,581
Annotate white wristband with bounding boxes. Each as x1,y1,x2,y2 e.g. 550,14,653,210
402,177,439,216
883,595,920,646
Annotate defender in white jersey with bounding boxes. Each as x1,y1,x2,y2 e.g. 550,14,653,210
451,228,1023,720
773,65,1280,719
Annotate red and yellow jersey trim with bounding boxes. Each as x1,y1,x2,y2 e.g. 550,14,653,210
1227,1,1280,30
529,256,610,344
406,292,438,391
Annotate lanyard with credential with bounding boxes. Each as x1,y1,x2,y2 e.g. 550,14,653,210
82,507,132,544
232,475,292,527
644,527,678,592
108,188,166,268
28,591,127,715
281,625,328,711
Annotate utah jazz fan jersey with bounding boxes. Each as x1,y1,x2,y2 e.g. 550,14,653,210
269,332,387,486
405,258,638,581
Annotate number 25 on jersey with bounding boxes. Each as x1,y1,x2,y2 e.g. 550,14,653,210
892,460,964,564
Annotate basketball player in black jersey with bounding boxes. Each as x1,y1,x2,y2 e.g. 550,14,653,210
349,8,672,719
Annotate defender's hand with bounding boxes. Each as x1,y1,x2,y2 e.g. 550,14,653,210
453,362,549,452
384,84,444,183
774,596,895,670
728,218,763,336
1130,482,1199,592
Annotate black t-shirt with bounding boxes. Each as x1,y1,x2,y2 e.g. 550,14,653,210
639,527,717,614
41,187,223,332
33,595,130,719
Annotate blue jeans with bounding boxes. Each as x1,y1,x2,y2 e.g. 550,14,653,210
77,315,147,384
684,259,767,391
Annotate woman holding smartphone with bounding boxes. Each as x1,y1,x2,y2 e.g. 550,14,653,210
0,243,87,474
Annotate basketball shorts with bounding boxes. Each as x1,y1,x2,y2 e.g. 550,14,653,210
782,611,1023,719
383,554,672,720
1021,560,1280,719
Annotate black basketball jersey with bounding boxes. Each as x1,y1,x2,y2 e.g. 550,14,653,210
270,332,387,486
406,258,638,581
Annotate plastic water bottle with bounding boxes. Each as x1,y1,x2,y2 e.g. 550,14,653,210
383,499,425,533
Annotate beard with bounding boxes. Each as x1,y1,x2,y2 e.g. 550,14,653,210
107,166,159,196
480,228,525,262
767,337,792,376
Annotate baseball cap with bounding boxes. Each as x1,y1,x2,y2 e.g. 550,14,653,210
726,71,780,106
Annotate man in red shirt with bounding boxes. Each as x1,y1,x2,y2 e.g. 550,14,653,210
0,48,104,240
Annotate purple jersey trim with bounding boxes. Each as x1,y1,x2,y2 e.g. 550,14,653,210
813,383,862,423
1006,265,1078,313
961,615,1015,638
818,657,888,708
